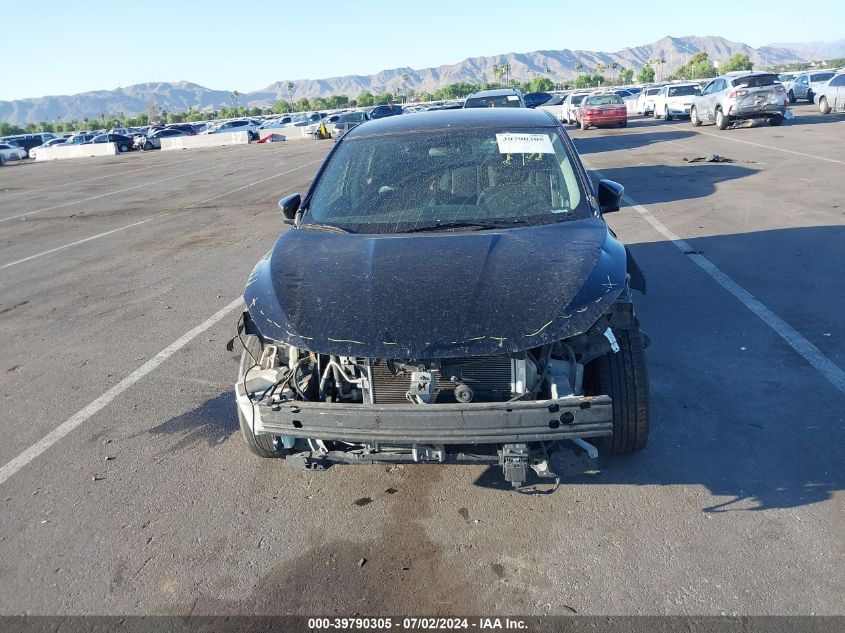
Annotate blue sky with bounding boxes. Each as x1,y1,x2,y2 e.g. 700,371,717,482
4,0,842,100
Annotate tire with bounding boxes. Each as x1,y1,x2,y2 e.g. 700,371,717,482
237,334,288,458
663,107,672,121
0,154,5,166
690,106,702,127
652,108,659,119
587,328,650,454
715,108,729,130
807,90,814,104
118,144,129,153
619,120,627,128
143,141,153,151
819,97,831,115
788,90,796,104
769,114,783,126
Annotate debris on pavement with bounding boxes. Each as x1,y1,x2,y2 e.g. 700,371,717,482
358,558,367,567
684,154,735,163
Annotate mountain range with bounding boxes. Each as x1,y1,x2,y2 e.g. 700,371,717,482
0,35,825,126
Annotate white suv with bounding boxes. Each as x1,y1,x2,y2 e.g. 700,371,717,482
203,119,259,141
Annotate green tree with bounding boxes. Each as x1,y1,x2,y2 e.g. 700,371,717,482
325,95,349,109
294,98,311,112
356,91,375,107
272,100,291,114
720,53,753,73
670,51,716,80
528,76,555,92
285,82,295,110
0,122,25,135
637,64,655,84
619,67,634,85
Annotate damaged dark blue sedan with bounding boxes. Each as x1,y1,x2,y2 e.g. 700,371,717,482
234,108,649,487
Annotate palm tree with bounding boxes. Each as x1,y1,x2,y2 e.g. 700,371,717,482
608,61,619,85
492,63,507,86
285,82,294,110
575,62,584,76
655,57,666,81
594,63,606,86
399,73,410,103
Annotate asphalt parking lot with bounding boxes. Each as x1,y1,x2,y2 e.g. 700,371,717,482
0,104,842,616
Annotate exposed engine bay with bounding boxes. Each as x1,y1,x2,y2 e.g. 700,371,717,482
234,301,640,488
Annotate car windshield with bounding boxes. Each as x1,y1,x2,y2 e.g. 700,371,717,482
732,74,778,88
571,95,587,105
465,95,522,108
586,95,623,105
645,88,661,95
303,127,588,234
340,112,367,122
668,85,700,97
811,72,835,82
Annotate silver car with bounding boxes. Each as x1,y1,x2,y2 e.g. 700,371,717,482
690,72,787,130
815,73,845,115
787,71,837,103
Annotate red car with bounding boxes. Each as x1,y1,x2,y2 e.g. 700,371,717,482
578,94,628,130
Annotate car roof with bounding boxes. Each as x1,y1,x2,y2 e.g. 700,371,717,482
347,108,557,139
722,70,776,77
466,88,522,98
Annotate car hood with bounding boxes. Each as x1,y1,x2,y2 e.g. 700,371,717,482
244,218,627,359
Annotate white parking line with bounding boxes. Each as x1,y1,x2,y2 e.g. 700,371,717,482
694,129,845,165
184,158,324,208
0,152,267,223
0,159,324,270
0,155,200,200
0,212,173,270
0,298,243,486
590,166,845,395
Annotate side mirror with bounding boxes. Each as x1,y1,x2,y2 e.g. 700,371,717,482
597,179,624,213
278,193,301,224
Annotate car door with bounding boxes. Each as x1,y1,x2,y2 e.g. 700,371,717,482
697,81,715,121
795,75,809,98
830,75,845,111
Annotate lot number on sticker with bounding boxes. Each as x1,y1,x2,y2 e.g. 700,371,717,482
496,133,554,155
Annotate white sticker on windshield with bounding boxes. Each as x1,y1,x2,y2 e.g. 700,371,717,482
495,132,554,155
507,95,519,101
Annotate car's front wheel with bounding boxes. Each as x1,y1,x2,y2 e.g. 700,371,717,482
715,108,729,130
237,334,288,458
586,328,650,454
143,141,153,151
769,114,784,126
807,90,815,103
788,90,796,103
118,143,129,153
819,97,831,115
690,106,702,127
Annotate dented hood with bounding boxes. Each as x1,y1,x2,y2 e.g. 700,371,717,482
245,218,627,359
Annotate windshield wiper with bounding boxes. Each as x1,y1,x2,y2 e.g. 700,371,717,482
401,219,528,233
298,223,351,234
